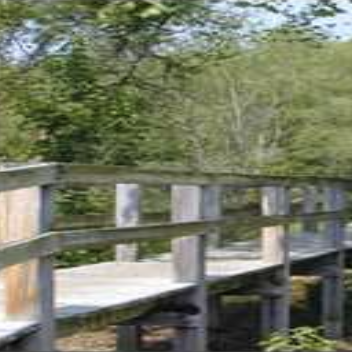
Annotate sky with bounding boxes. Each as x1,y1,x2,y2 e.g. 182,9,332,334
316,0,352,39
257,0,352,40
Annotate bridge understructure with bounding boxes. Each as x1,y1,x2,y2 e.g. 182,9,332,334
0,163,350,351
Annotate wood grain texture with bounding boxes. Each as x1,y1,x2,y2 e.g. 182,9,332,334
261,186,290,264
0,164,57,192
202,185,222,248
0,187,41,319
171,186,208,352
57,163,352,187
115,183,141,262
2,237,352,348
321,185,346,339
0,211,346,271
260,186,291,334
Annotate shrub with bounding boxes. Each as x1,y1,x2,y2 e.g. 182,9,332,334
259,327,337,352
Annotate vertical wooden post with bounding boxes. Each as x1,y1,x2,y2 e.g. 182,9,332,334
116,324,142,352
202,185,221,249
302,185,319,233
0,185,55,351
202,186,222,331
208,295,222,331
321,184,345,339
171,185,208,352
115,184,142,351
260,186,290,336
115,184,141,262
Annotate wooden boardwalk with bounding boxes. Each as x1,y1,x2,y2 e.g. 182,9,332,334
1,232,351,348
0,163,350,351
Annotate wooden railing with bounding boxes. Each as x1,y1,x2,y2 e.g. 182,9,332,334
0,163,349,351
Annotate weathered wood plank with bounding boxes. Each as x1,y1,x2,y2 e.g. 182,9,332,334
33,185,56,352
0,186,56,351
0,164,58,192
302,185,319,232
114,184,142,350
172,186,205,282
260,186,291,335
261,186,290,264
0,162,351,192
115,183,141,262
322,265,344,339
171,185,208,352
58,163,253,186
0,211,347,271
2,240,352,349
202,185,222,248
321,184,346,339
57,163,352,187
0,187,41,319
0,234,59,271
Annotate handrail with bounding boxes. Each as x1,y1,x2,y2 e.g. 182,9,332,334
56,163,352,186
0,163,58,192
0,162,351,191
0,210,346,271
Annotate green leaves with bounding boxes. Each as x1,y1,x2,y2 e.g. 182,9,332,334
260,327,337,352
97,0,173,26
0,0,34,28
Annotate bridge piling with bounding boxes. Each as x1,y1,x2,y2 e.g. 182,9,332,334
260,186,290,336
171,185,208,352
321,184,345,339
115,183,142,351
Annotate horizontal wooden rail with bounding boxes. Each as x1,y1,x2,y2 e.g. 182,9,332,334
0,211,346,271
0,163,58,192
56,163,352,187
0,162,352,190
57,164,255,186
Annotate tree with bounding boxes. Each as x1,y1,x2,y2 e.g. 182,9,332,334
0,0,243,164
169,35,352,175
0,0,350,169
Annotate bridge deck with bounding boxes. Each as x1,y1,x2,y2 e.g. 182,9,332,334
1,232,350,346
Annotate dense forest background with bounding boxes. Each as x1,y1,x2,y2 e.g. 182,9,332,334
1,0,352,176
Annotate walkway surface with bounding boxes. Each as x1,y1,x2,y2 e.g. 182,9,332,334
1,230,351,346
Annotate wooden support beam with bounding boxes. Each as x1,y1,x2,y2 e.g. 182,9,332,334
0,188,38,320
115,184,141,262
171,185,208,352
260,272,289,335
260,186,290,336
116,324,142,352
261,186,290,264
321,184,345,339
302,185,319,233
322,265,344,340
208,295,222,331
115,184,142,351
0,163,57,192
202,186,222,249
0,186,55,351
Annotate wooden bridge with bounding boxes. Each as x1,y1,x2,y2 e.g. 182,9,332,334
0,163,350,351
